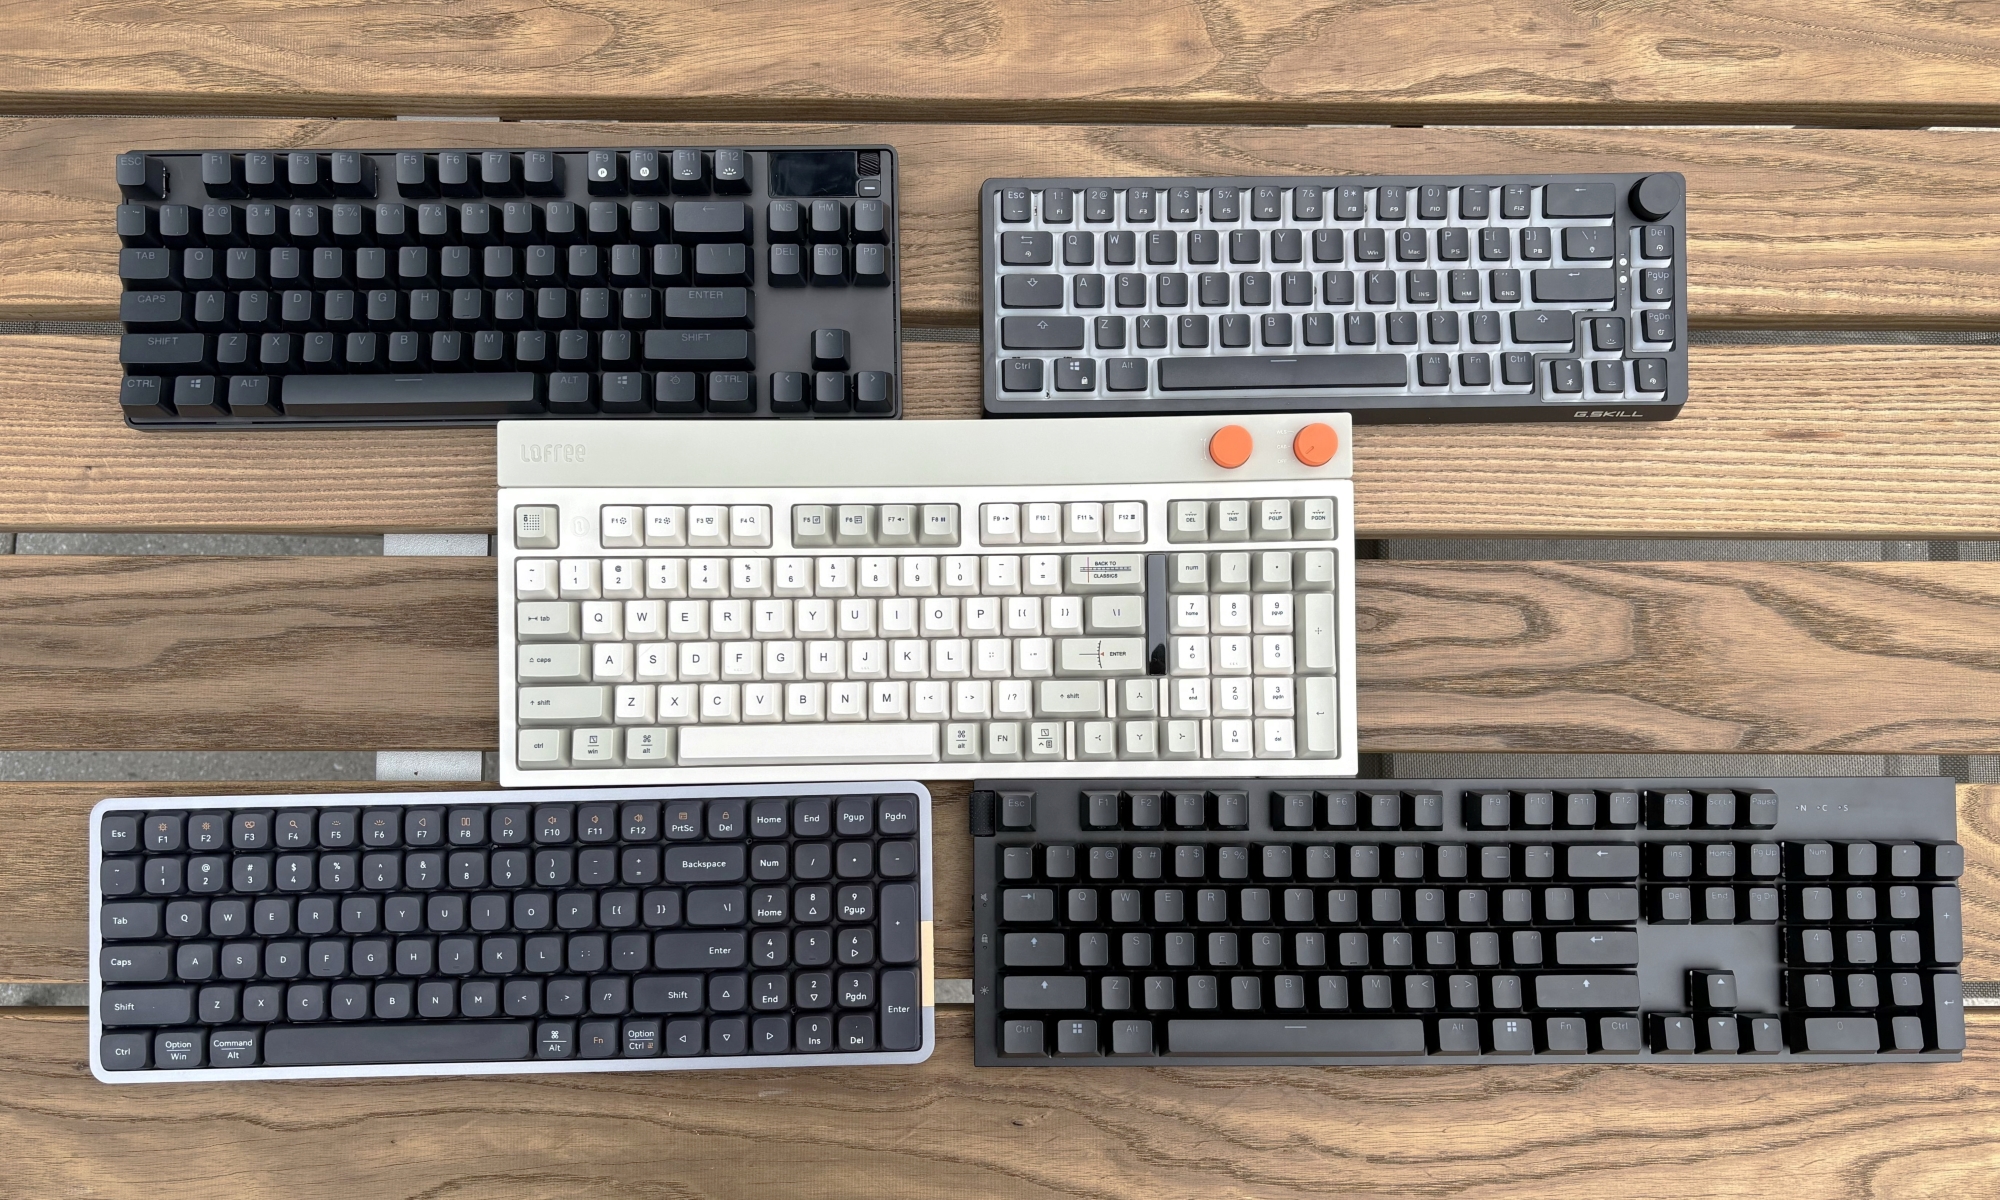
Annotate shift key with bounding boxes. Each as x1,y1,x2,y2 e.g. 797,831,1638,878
662,287,751,323
645,329,752,364
100,986,195,1025
1534,974,1639,1008
1001,316,1086,350
1002,975,1089,1010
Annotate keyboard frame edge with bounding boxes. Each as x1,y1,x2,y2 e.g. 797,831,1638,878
114,145,901,430
977,172,1689,424
970,775,1961,1067
88,781,937,1083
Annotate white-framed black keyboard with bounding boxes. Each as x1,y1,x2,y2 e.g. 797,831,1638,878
981,173,1686,424
91,783,935,1081
972,776,1962,1065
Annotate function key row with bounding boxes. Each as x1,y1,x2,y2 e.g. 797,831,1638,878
122,150,779,202
977,503,1146,546
795,505,961,548
103,796,918,853
1005,788,1972,843
999,183,1633,226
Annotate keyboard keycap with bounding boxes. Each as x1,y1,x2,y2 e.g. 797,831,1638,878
1166,1019,1426,1055
283,373,541,419
264,1022,533,1066
1157,354,1407,390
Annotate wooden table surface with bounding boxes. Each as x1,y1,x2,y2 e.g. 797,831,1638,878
2,3,1998,1196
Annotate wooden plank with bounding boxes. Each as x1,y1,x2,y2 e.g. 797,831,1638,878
5,338,2000,539
1,556,1997,754
0,1009,1995,1200
3,1,2000,126
13,116,2000,327
0,780,972,985
0,556,499,750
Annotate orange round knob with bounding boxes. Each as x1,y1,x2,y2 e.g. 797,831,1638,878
1208,424,1254,469
1292,422,1339,467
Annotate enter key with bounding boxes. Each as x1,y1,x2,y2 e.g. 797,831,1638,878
1554,930,1640,965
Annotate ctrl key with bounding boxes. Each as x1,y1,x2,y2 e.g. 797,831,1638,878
120,376,175,422
1002,1018,1046,1057
100,1031,151,1072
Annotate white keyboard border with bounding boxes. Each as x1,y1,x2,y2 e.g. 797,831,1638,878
89,782,936,1083
496,479,1358,787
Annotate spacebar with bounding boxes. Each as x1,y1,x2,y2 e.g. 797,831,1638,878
264,1021,532,1066
1168,1019,1428,1055
282,373,543,418
1157,355,1408,390
677,722,942,766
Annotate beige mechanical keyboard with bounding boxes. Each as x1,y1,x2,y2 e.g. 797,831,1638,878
497,414,1356,787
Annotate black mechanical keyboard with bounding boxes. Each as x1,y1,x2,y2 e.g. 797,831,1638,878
90,784,935,1081
113,146,899,427
972,777,1963,1065
981,174,1687,423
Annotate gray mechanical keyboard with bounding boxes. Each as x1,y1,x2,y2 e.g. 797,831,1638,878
981,173,1686,423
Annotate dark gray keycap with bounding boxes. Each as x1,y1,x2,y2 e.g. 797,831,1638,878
1800,1016,1880,1054
101,986,195,1025
880,882,919,964
652,931,746,969
1001,316,1086,350
264,1022,532,1066
1533,974,1639,1008
1001,1019,1044,1055
1532,268,1616,302
1002,889,1056,922
1000,274,1063,308
1555,931,1639,965
1166,1019,1426,1055
1157,354,1406,391
283,373,539,418
1510,309,1576,343
662,845,745,883
100,944,172,982
1002,975,1089,1010
1567,845,1639,878
101,901,163,940
1931,887,1962,962
880,970,921,1051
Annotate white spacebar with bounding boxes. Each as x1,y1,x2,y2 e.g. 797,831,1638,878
677,723,942,766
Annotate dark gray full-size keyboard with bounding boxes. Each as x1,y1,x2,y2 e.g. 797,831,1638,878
91,784,934,1081
114,146,898,427
981,174,1686,423
972,777,1963,1065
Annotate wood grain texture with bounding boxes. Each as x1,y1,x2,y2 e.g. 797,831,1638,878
3,556,1997,756
6,337,2000,539
0,780,972,984
0,555,498,750
1358,561,2000,753
14,116,2000,327
0,1008,1993,1200
3,1,2000,126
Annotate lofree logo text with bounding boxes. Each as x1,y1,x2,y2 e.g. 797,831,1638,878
520,443,587,464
